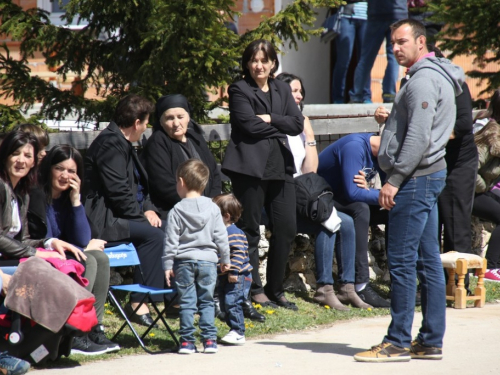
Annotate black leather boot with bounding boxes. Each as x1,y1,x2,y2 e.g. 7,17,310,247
242,299,265,322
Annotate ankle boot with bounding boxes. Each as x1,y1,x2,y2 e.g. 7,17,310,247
313,284,350,311
337,283,373,309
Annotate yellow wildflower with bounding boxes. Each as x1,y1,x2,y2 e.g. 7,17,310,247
367,307,373,311
266,310,275,315
105,310,113,315
253,303,262,309
324,305,330,309
149,333,155,337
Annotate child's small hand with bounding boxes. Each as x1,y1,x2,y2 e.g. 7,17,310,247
220,263,231,273
165,270,174,287
228,274,238,283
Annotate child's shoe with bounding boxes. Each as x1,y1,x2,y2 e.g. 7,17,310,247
178,341,197,354
221,330,246,345
203,339,218,353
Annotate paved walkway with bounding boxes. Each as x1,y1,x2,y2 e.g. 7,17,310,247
36,303,500,375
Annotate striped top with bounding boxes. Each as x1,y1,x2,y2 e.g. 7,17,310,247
218,224,253,276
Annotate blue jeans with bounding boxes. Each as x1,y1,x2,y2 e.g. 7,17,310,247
384,170,447,348
174,260,217,343
297,211,356,285
332,17,368,103
349,19,399,103
218,273,252,335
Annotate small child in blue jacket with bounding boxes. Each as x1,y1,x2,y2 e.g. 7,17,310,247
163,159,230,354
213,193,252,345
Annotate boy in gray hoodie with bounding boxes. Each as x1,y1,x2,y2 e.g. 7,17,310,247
163,159,230,354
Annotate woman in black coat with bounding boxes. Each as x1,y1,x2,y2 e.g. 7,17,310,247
141,94,222,219
222,39,304,310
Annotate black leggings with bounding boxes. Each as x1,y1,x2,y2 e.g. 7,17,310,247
472,192,500,269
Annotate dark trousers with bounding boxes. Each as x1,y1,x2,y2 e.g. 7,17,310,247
472,192,500,269
127,220,166,303
231,174,296,300
333,200,388,284
438,146,477,252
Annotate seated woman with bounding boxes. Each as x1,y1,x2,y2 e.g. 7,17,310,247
276,73,371,310
29,145,119,355
83,94,165,327
141,94,221,219
0,131,82,263
472,88,500,282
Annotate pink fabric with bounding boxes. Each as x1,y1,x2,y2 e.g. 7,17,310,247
20,249,89,287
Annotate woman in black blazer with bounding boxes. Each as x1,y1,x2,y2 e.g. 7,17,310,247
222,39,304,310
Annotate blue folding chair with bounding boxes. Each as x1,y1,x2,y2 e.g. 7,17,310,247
104,244,179,353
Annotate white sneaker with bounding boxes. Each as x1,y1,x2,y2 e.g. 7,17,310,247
221,330,245,345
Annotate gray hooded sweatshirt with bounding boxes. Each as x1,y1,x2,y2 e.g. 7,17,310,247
162,196,230,270
378,56,466,187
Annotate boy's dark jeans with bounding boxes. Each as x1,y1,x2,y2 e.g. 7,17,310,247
218,273,252,335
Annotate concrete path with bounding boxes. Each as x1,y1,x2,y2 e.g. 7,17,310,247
36,303,500,375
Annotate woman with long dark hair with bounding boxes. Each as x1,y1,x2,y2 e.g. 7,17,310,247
0,131,82,262
31,145,119,354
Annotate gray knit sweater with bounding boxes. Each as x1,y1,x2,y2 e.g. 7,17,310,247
162,196,230,270
378,56,465,187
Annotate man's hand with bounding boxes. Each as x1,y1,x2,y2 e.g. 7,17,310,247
0,270,12,296
165,270,174,287
379,183,399,210
228,274,238,283
145,210,162,228
220,263,231,273
375,106,391,124
52,239,87,261
354,170,368,190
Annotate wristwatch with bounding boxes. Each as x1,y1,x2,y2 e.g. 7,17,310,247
306,140,317,147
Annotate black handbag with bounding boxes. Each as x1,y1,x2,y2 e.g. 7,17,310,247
320,7,343,44
295,172,335,223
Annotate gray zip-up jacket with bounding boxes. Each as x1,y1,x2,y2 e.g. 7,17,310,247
378,56,465,187
162,196,230,270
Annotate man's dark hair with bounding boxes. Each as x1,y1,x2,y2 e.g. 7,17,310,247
390,18,427,40
113,94,154,128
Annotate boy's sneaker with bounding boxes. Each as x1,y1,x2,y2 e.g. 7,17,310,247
71,335,109,356
0,352,30,375
89,324,120,353
410,340,443,360
203,339,218,353
221,330,246,345
178,341,197,354
484,269,500,282
354,342,410,362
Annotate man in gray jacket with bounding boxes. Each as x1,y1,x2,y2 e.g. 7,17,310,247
354,19,465,362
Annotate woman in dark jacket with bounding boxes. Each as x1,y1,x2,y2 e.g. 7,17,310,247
141,94,222,219
221,39,304,310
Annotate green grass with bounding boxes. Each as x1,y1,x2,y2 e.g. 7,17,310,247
39,280,500,369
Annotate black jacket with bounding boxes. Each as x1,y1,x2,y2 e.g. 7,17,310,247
221,76,304,178
141,126,222,219
82,122,157,241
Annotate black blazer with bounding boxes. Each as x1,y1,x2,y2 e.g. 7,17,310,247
82,122,156,241
141,126,222,219
221,76,304,178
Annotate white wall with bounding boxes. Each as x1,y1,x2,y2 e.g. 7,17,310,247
277,1,331,104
